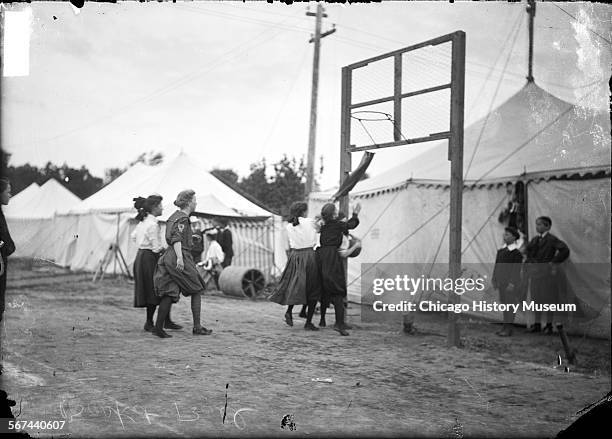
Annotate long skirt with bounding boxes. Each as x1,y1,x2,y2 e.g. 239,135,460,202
154,248,206,303
317,245,347,304
133,249,161,307
269,248,321,306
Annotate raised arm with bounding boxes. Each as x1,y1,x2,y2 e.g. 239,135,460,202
346,203,361,230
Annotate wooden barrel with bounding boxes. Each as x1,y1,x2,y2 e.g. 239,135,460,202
218,266,266,299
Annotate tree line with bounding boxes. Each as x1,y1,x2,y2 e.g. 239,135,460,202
1,150,315,216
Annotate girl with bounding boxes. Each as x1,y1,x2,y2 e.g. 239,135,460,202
153,189,213,338
317,202,361,336
0,178,15,324
200,229,224,290
131,195,181,332
269,201,321,330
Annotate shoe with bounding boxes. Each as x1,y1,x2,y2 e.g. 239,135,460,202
152,328,172,338
527,324,541,333
144,321,154,332
193,327,213,335
333,324,349,336
319,317,326,327
304,322,319,331
542,325,553,335
284,312,293,327
164,320,183,330
298,309,307,319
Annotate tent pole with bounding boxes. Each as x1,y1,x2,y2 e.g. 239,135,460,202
523,179,529,240
113,213,119,276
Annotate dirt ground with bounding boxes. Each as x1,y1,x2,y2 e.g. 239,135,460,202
1,260,610,438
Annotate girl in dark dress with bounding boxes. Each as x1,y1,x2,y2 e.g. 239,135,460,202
153,190,213,338
131,195,182,332
317,202,361,336
491,227,524,336
0,178,15,325
269,202,321,330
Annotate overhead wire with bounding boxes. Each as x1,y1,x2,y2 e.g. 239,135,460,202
413,9,523,275
256,43,311,158
464,11,524,180
6,9,307,150
551,2,611,45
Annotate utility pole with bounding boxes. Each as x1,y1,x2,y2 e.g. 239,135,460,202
305,3,336,198
526,0,536,83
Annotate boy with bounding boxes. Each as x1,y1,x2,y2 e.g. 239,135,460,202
525,216,570,334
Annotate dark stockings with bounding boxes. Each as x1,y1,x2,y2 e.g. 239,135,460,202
305,301,316,324
155,297,172,332
146,305,156,324
191,293,202,329
331,296,345,327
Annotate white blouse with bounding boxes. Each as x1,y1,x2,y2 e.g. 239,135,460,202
286,217,319,250
131,214,164,253
205,240,225,263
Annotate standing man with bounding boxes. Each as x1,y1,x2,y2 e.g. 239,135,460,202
0,178,15,325
215,218,234,268
525,216,570,334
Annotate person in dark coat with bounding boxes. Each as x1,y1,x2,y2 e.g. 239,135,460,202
190,217,204,263
269,202,321,330
131,195,182,332
317,202,361,336
214,218,233,268
492,227,524,336
153,190,213,338
0,178,16,325
525,216,570,334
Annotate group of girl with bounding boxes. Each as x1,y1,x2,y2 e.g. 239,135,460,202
131,190,213,339
131,192,361,337
269,201,362,336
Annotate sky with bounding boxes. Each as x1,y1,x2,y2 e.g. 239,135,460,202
2,1,610,191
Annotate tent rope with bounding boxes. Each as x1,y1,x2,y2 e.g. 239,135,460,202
342,79,602,293
473,85,601,184
465,10,523,118
464,13,524,180
419,219,450,303
347,202,449,288
461,195,509,257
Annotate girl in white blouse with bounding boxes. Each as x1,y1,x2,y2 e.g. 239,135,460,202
199,229,225,290
269,201,322,330
131,195,181,332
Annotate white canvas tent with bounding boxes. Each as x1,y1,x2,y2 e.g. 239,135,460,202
310,83,611,338
5,179,81,260
27,152,286,277
3,182,40,217
69,153,272,218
